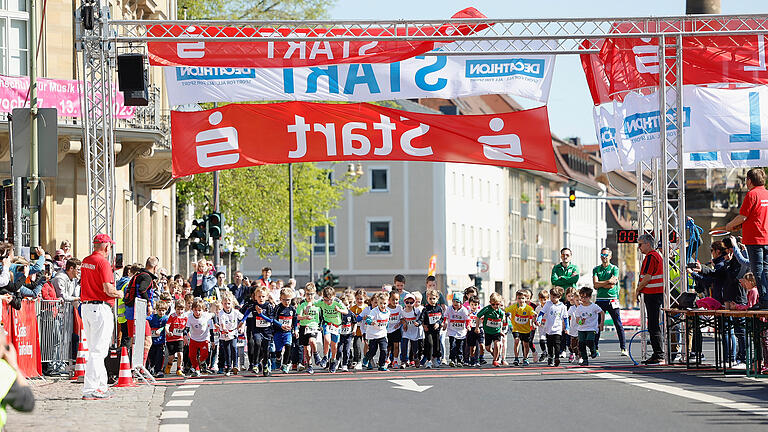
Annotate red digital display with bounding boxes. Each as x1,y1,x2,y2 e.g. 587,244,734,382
617,230,678,244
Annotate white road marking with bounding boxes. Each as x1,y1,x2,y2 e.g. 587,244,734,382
179,385,200,389
172,390,196,397
388,379,433,392
159,425,189,432
161,411,189,419
165,399,193,407
595,372,768,417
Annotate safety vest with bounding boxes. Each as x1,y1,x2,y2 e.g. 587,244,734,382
0,359,18,428
116,278,130,324
642,249,665,294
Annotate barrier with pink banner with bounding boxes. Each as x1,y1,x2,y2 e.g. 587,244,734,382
0,74,136,119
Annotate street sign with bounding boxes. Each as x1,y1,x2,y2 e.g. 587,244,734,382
478,256,490,280
11,108,58,178
427,254,437,276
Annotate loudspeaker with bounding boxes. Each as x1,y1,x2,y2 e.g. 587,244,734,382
117,53,146,92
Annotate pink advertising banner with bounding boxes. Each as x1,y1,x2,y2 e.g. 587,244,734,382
0,74,136,119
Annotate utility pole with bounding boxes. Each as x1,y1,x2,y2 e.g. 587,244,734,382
288,163,294,279
212,103,220,268
686,0,720,14
28,0,39,247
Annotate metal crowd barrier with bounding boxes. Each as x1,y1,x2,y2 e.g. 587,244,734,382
36,300,75,366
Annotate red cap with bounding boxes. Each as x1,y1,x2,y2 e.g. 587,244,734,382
93,234,116,244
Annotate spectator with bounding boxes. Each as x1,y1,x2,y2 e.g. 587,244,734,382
0,327,34,426
117,265,138,348
190,260,215,298
228,271,249,305
726,167,768,310
8,257,45,299
214,271,228,300
59,240,72,259
52,258,81,306
0,243,13,288
51,249,66,272
124,257,160,349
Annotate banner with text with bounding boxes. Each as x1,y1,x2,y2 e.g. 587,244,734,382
164,54,554,105
171,103,556,177
0,74,135,119
148,8,489,68
595,85,768,172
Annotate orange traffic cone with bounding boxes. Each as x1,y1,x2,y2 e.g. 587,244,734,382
114,346,136,387
72,337,88,382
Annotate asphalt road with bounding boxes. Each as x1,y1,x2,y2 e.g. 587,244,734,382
157,336,768,432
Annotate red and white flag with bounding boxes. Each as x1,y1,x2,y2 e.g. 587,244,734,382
170,102,556,177
148,8,489,68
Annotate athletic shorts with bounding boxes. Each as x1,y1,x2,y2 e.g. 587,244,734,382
466,330,482,346
166,340,184,355
387,329,402,344
322,325,341,343
578,331,596,342
274,331,293,352
485,332,502,344
299,326,318,346
512,332,532,342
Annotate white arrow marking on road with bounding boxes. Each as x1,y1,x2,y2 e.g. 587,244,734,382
388,379,432,392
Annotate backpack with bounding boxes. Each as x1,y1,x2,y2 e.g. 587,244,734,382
123,274,140,307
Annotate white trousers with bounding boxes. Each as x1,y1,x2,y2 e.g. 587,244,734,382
82,303,114,395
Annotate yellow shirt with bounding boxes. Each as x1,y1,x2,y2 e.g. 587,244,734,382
505,303,535,333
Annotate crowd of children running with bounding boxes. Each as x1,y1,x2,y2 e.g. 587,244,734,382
139,270,616,378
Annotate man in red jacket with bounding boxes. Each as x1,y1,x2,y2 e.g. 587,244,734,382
635,233,665,364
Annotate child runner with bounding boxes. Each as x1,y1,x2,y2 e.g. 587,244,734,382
146,301,169,377
350,289,368,370
338,295,357,372
400,293,420,367
465,296,482,367
500,308,511,366
207,301,220,374
539,287,568,367
241,287,278,376
475,292,505,367
164,300,187,376
315,287,348,373
444,293,470,367
567,291,580,363
362,292,390,371
185,298,215,376
386,291,404,369
296,283,322,374
274,287,298,374
506,290,537,366
418,289,444,369
535,291,549,363
217,294,244,376
575,287,604,366
413,291,426,367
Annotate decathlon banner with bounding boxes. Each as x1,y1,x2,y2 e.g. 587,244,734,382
595,85,768,171
148,8,489,68
171,103,556,177
163,54,554,105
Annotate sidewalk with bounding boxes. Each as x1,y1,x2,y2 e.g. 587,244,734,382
6,377,163,431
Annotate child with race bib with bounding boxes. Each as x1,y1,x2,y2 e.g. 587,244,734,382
444,293,470,367
338,294,357,372
185,298,215,377
164,300,187,376
386,291,404,369
475,292,505,367
273,288,297,374
315,286,348,373
538,287,568,367
362,292,391,371
575,287,604,366
418,289,444,369
217,293,244,376
296,283,322,374
506,290,537,366
400,293,421,367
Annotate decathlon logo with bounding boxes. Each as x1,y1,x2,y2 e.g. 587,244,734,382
599,127,618,153
623,107,691,138
195,111,240,168
176,67,257,81
465,59,545,78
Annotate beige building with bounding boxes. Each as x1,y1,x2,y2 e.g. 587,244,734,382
0,0,177,270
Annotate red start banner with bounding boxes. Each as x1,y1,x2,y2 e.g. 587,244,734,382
581,20,768,104
148,8,488,67
170,103,556,177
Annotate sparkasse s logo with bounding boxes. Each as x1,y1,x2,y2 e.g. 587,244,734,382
465,59,545,78
176,67,257,81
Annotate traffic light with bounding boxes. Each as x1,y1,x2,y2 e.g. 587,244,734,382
190,217,209,254
569,188,576,208
317,268,340,288
208,211,223,240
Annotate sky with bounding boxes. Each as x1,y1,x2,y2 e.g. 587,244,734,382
329,0,766,143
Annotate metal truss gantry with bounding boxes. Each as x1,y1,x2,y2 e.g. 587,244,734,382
80,11,768,361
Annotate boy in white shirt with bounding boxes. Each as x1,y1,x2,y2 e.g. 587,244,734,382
538,287,569,367
400,293,420,367
386,291,404,369
362,292,391,371
574,287,604,366
217,294,244,376
444,294,470,367
185,298,216,376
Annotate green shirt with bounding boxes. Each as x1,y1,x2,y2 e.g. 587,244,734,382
476,305,505,335
314,298,343,325
297,300,321,330
551,263,579,289
593,264,619,300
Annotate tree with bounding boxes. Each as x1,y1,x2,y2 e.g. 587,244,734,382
178,0,334,20
177,164,365,260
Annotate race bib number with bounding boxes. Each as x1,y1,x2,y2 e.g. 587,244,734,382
279,318,292,327
486,318,502,329
514,315,530,325
451,320,465,329
610,299,620,309
171,327,184,337
340,324,353,335
375,319,388,329
327,324,340,335
254,317,270,328
428,313,441,324
237,335,246,347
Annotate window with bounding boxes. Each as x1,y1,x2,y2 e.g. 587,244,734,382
461,174,465,197
370,168,389,192
451,223,457,253
469,226,474,256
313,225,335,254
461,224,466,255
0,0,27,76
367,220,391,254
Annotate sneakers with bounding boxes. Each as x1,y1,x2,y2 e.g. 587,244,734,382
642,355,664,365
281,364,290,374
620,349,628,357
591,350,600,359
263,366,271,377
554,358,560,367
193,369,201,377
732,362,747,370
501,360,509,366
232,367,239,374
378,366,388,372
82,389,111,400
449,360,456,368
425,362,433,369
522,359,530,366
568,353,575,363
493,360,501,368
547,358,554,366
479,358,488,365
297,363,306,372
319,357,329,369
341,365,349,372
539,354,548,363
307,365,314,375
399,361,406,369
225,370,232,377
361,357,370,369
354,362,363,370
513,358,520,366
577,358,584,366
329,360,338,373
582,359,589,366
432,359,441,369
176,370,186,377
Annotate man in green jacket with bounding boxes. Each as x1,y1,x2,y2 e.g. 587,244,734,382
551,248,580,291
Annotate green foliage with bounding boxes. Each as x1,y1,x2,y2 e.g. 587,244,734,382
178,0,334,20
177,164,365,260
